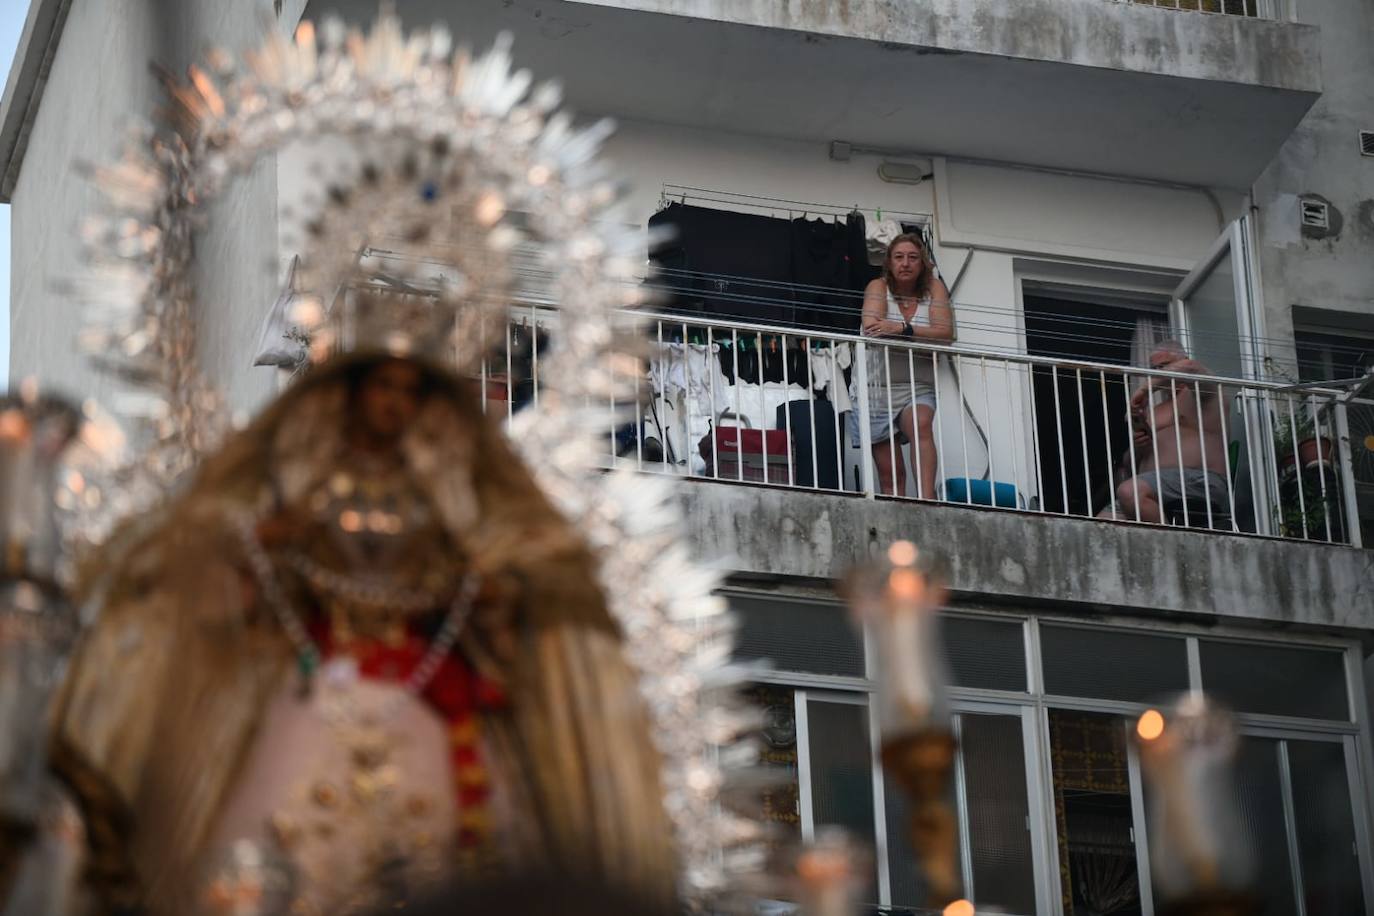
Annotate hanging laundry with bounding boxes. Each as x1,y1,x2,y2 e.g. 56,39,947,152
845,210,881,294
809,343,853,414
646,203,797,326
865,218,904,264
789,216,854,333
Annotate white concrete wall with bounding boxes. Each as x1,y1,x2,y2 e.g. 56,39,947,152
933,159,1234,271
9,1,282,420
1253,0,1374,376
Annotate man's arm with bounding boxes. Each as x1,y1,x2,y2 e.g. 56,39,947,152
1159,357,1224,432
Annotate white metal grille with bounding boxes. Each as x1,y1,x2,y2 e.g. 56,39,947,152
1300,198,1331,230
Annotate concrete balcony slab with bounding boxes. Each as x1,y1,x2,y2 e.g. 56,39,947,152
679,481,1373,633
315,0,1323,189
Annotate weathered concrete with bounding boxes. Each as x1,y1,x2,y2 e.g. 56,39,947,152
315,0,1320,189
1253,0,1374,357
570,0,1322,92
680,481,1374,632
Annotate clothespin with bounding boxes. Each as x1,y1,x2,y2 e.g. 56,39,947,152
876,207,883,221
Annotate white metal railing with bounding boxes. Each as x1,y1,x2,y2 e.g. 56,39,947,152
479,305,1363,547
1109,0,1292,20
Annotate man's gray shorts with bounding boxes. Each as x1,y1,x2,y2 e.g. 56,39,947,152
1133,468,1229,508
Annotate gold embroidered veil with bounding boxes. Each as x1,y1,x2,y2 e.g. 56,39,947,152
51,350,676,914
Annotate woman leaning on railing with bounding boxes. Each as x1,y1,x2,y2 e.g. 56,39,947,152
852,233,956,499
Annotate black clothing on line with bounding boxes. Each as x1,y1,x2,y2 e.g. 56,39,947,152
647,203,885,333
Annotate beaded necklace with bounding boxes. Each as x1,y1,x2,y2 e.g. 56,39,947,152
231,510,479,701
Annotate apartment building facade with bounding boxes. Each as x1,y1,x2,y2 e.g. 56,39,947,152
3,1,1372,913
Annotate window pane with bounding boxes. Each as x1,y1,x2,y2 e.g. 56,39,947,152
806,698,878,902
1229,738,1298,916
1288,740,1364,914
941,615,1027,692
730,596,865,677
962,713,1037,915
1199,640,1348,720
1041,625,1189,703
740,684,801,862
1048,710,1144,916
1181,244,1244,379
889,713,1039,914
1145,736,1297,915
885,766,953,910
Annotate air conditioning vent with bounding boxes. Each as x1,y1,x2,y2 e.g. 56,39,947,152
1300,199,1330,230
1361,130,1374,157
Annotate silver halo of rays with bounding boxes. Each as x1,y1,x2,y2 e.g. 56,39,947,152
66,9,762,908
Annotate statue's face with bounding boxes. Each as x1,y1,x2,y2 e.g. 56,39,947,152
356,360,423,443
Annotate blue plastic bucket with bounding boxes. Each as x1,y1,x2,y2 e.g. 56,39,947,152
941,478,1021,509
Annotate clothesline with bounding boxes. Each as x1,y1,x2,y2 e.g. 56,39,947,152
659,183,933,224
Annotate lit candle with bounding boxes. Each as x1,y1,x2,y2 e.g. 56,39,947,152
847,541,963,910
0,394,82,834
1135,694,1258,915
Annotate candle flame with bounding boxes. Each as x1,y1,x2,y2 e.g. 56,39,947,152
1137,708,1166,741
0,409,31,442
887,540,918,566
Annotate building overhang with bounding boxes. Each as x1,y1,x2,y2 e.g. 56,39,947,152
314,0,1323,191
680,482,1372,634
0,0,70,204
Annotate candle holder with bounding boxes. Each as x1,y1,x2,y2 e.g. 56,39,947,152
793,827,868,916
1135,695,1258,916
0,394,82,842
847,541,967,912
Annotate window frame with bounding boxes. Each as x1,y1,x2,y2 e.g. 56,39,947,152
724,589,1374,914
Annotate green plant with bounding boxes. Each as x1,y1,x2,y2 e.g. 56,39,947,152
1270,410,1339,539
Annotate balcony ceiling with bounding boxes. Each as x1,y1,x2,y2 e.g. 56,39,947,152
309,0,1321,190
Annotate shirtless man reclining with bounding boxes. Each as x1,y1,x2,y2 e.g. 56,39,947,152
1099,341,1230,524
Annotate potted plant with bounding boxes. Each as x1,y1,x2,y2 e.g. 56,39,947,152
1272,409,1334,474
1271,410,1340,539
1260,358,1336,475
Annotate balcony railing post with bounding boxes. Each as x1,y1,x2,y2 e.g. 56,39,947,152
683,321,693,476
907,348,922,499
1310,392,1334,542
1243,387,1277,538
853,339,876,498
1333,401,1364,549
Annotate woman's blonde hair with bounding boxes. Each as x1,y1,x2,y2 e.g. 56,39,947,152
882,232,934,299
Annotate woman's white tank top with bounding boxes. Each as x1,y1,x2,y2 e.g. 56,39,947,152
879,290,935,387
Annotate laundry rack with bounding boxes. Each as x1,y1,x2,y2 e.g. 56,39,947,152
658,183,933,229
655,183,996,493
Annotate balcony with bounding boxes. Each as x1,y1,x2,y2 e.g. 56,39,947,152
367,273,1367,631
312,0,1322,189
